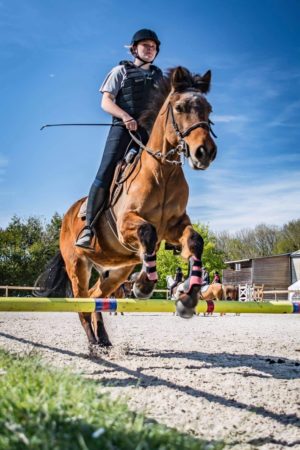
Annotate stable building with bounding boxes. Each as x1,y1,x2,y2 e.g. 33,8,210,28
222,251,300,290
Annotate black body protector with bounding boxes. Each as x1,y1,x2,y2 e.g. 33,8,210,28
113,60,163,123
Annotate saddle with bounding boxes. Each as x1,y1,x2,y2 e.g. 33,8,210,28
77,150,142,253
78,150,141,219
200,284,209,293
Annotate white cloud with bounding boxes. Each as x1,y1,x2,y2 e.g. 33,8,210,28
213,114,247,123
267,100,300,128
187,170,300,232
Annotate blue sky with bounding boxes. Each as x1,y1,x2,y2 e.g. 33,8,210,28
0,0,299,233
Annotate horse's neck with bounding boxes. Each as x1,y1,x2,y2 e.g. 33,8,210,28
146,120,169,154
146,97,177,160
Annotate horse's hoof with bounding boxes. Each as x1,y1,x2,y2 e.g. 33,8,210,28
176,300,195,319
133,282,154,299
97,338,112,347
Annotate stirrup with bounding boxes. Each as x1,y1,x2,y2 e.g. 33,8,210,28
75,226,95,250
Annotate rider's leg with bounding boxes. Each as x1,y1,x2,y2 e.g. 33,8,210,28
75,183,107,248
75,125,148,249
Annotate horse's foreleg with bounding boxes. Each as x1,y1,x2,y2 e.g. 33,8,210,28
165,218,204,318
133,222,158,298
119,213,158,299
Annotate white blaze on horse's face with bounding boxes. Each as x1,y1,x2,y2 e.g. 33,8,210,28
171,90,217,170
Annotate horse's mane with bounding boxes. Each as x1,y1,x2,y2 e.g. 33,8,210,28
139,69,173,133
139,67,210,133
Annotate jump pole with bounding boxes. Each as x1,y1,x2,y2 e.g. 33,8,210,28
0,298,299,314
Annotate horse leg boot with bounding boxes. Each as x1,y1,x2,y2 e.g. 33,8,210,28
75,184,107,249
176,256,203,318
172,226,204,318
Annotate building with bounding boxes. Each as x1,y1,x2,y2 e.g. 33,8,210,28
222,251,300,291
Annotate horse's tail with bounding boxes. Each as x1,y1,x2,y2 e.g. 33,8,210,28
33,251,73,298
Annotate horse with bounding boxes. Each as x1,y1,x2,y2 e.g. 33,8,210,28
223,284,238,301
36,66,217,346
166,275,223,301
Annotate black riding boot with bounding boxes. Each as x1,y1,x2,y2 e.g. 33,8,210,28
75,185,107,249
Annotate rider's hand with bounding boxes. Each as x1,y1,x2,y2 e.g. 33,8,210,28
122,115,138,131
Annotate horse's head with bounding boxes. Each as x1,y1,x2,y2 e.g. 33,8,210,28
165,67,217,170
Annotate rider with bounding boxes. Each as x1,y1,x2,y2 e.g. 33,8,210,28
76,29,163,249
170,267,184,297
201,267,210,286
212,270,221,283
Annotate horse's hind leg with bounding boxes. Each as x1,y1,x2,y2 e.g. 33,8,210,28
87,278,111,347
64,255,97,345
88,266,134,346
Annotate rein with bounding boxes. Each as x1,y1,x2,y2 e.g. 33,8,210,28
129,102,217,166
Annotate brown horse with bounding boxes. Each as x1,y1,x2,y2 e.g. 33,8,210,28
167,276,223,301
222,284,238,300
198,283,223,300
36,67,217,346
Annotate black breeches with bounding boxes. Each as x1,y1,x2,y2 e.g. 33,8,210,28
94,125,148,190
85,124,148,225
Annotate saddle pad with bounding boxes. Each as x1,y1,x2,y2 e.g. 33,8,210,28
78,198,87,218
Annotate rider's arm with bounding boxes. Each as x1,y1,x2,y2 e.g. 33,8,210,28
101,93,137,130
100,65,137,131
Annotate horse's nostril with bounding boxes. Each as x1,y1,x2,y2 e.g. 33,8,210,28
195,146,205,160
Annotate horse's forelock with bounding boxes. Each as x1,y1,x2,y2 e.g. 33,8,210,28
139,67,211,133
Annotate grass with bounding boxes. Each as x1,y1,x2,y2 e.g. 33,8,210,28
0,350,224,450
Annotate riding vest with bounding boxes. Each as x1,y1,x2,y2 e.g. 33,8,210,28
113,61,163,123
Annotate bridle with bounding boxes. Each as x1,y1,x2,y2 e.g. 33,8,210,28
166,102,217,160
129,101,217,166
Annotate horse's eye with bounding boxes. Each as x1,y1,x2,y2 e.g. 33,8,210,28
175,104,183,113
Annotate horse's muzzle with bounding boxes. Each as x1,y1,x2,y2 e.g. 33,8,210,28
189,143,217,170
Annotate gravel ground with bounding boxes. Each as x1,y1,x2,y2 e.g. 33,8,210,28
0,311,299,450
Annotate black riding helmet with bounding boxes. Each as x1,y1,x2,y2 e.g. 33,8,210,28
176,267,182,272
130,29,161,55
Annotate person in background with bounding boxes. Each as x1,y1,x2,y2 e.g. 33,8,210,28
170,267,184,297
212,270,221,284
76,29,163,249
201,267,210,286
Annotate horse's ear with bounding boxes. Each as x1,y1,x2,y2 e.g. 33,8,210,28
194,70,211,93
171,66,193,92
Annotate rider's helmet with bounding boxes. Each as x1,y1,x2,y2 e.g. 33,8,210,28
130,29,161,53
176,267,182,272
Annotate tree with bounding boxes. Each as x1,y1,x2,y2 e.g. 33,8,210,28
156,222,226,289
215,220,299,260
0,214,62,292
276,219,300,253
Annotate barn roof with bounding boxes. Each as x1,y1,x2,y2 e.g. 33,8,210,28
225,252,293,264
224,258,250,264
